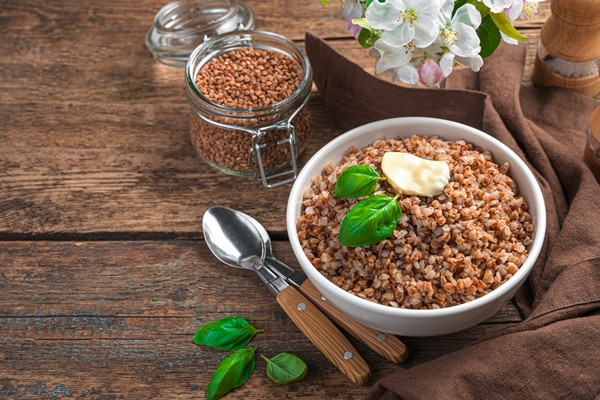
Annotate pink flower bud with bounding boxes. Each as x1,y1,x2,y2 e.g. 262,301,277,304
418,60,443,87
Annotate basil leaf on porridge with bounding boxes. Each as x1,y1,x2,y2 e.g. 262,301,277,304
332,165,383,198
339,195,402,247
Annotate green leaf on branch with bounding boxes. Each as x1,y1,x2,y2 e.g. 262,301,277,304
477,14,501,58
352,18,381,48
194,317,264,351
320,0,328,7
339,195,402,247
490,11,529,41
333,165,383,198
206,347,257,400
261,353,308,384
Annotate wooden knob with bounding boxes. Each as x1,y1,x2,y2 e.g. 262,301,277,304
540,0,600,62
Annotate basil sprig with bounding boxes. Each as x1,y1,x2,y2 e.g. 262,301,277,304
332,165,402,247
339,195,401,247
207,347,257,400
333,165,385,198
261,353,308,385
194,316,264,351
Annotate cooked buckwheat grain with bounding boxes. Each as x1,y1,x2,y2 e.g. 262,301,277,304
296,135,535,309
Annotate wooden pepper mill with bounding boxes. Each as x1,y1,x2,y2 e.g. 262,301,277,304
532,0,600,97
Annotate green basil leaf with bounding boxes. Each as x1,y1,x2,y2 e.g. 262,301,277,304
206,347,257,400
261,353,308,385
320,0,328,6
339,195,401,247
490,11,529,41
477,14,501,58
194,317,264,351
333,165,382,198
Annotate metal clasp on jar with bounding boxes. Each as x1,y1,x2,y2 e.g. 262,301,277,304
249,121,298,188
247,94,309,188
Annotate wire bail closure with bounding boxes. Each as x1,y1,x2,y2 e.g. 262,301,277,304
250,121,298,188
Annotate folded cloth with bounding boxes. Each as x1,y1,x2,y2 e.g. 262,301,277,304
305,32,600,399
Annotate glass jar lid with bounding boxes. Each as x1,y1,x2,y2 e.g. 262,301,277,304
146,0,255,67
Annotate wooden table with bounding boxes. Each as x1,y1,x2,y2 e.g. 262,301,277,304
0,1,553,398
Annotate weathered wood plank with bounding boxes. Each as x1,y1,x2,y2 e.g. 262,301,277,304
0,94,343,237
0,0,550,45
0,310,518,341
0,336,380,399
0,241,521,320
0,321,518,399
0,240,521,397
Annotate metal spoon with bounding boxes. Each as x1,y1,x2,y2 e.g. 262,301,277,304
202,206,371,385
238,210,408,364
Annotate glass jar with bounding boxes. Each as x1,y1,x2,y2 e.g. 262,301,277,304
185,30,312,188
146,0,255,67
584,106,600,183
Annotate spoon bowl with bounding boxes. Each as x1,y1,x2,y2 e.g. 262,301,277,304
202,206,265,270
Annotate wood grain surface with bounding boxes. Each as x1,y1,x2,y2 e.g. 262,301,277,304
0,0,551,238
0,241,520,398
0,0,561,398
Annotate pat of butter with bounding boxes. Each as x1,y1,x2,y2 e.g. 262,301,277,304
381,152,450,197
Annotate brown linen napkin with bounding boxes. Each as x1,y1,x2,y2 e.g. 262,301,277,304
305,32,600,399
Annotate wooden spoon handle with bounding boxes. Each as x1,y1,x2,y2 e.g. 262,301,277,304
299,280,409,363
276,286,371,384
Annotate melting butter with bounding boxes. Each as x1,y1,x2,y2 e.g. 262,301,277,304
381,152,450,197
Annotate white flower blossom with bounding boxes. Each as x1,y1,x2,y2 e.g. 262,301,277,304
438,2,481,58
371,39,415,73
338,0,541,84
388,63,420,84
366,0,442,48
439,51,484,77
369,40,419,84
478,0,513,13
500,1,542,45
519,1,542,21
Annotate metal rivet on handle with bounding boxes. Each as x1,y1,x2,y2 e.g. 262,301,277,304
343,351,353,360
377,333,388,342
297,302,306,311
321,295,327,301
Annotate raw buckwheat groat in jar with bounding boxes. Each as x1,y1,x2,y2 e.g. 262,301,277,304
185,31,312,187
297,135,535,310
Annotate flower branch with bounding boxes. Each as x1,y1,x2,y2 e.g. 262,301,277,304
324,0,542,86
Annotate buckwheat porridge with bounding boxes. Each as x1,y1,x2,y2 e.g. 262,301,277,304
296,135,535,309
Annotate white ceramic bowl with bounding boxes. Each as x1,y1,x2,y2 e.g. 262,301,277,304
286,117,546,337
